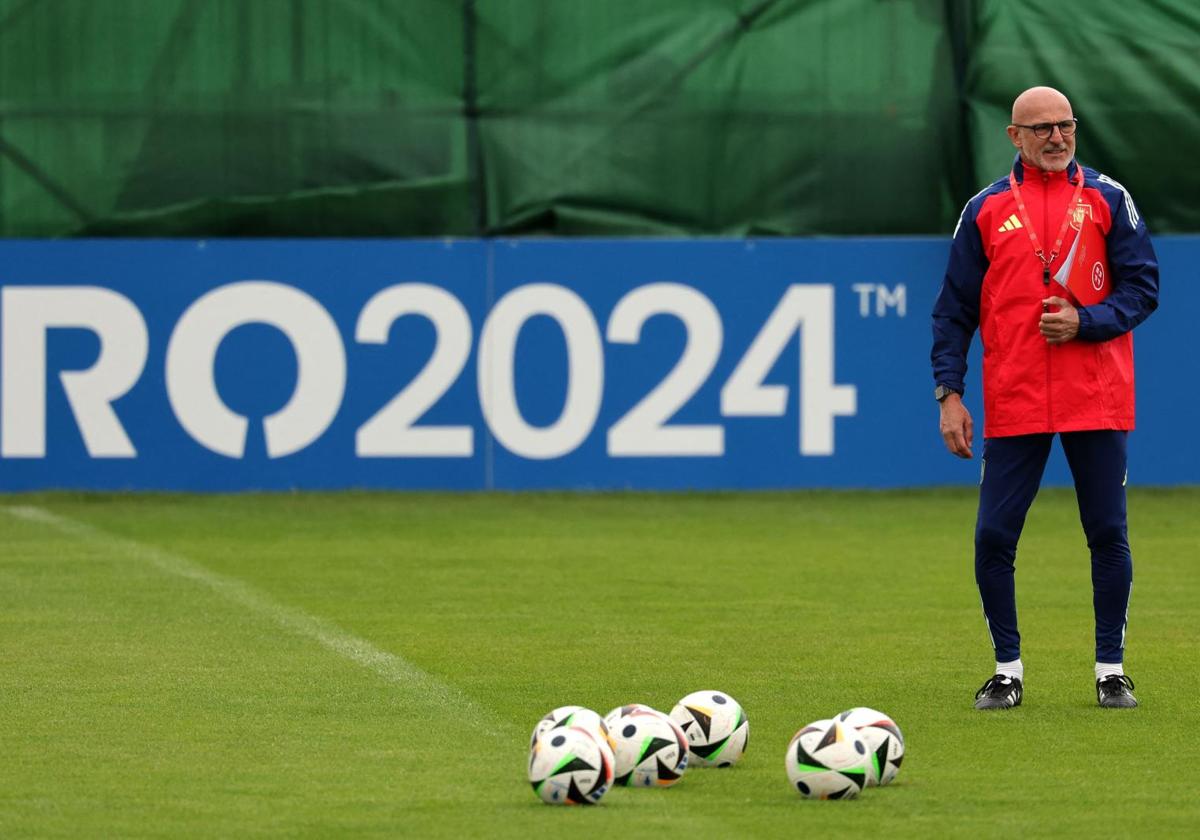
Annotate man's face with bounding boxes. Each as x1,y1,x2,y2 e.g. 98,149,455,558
1006,96,1076,173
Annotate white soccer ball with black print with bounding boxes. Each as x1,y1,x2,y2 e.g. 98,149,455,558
836,706,905,786
669,690,749,767
529,705,617,772
607,706,690,787
603,703,652,731
785,718,871,800
528,726,614,805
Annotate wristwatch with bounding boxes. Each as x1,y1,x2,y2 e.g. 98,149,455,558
934,385,961,402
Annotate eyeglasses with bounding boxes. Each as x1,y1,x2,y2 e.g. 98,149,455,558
1011,118,1078,139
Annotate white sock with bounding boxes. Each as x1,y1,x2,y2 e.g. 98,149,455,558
996,659,1024,682
1096,662,1124,681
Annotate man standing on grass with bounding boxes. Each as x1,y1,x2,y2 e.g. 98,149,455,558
930,86,1158,710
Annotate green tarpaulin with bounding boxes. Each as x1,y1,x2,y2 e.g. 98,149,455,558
0,0,1196,237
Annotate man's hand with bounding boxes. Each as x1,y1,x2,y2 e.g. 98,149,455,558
939,393,973,459
1040,296,1080,344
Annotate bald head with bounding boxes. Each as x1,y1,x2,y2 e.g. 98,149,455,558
1011,86,1072,124
1007,86,1076,173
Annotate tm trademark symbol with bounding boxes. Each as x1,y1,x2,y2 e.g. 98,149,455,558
852,283,906,317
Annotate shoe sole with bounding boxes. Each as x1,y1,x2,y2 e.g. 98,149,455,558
974,700,1021,710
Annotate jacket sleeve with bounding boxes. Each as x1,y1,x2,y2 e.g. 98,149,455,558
931,197,987,394
1076,180,1159,341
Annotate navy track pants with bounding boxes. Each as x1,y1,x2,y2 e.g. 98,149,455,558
975,430,1132,664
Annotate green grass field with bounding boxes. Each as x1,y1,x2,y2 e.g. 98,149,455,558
2,489,1198,837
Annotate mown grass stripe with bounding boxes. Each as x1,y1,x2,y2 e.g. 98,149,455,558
2,504,514,738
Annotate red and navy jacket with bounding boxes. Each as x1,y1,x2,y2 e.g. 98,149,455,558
931,156,1159,438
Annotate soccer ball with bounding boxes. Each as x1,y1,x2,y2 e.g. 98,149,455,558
785,718,871,800
836,706,905,786
530,706,617,754
529,726,614,805
669,690,749,767
529,706,617,781
603,703,652,731
607,706,690,787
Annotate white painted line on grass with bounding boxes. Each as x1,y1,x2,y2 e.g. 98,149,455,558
3,504,514,737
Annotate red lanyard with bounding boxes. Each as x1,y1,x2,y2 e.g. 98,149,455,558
1007,163,1086,285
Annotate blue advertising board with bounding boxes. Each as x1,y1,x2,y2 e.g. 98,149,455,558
0,238,1194,491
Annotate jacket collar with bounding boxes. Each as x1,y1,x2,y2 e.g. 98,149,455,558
1011,154,1083,185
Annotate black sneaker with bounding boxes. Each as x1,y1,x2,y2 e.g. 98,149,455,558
974,674,1023,710
1097,674,1138,708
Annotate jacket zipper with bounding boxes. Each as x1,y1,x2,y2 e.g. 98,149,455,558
1042,170,1053,430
